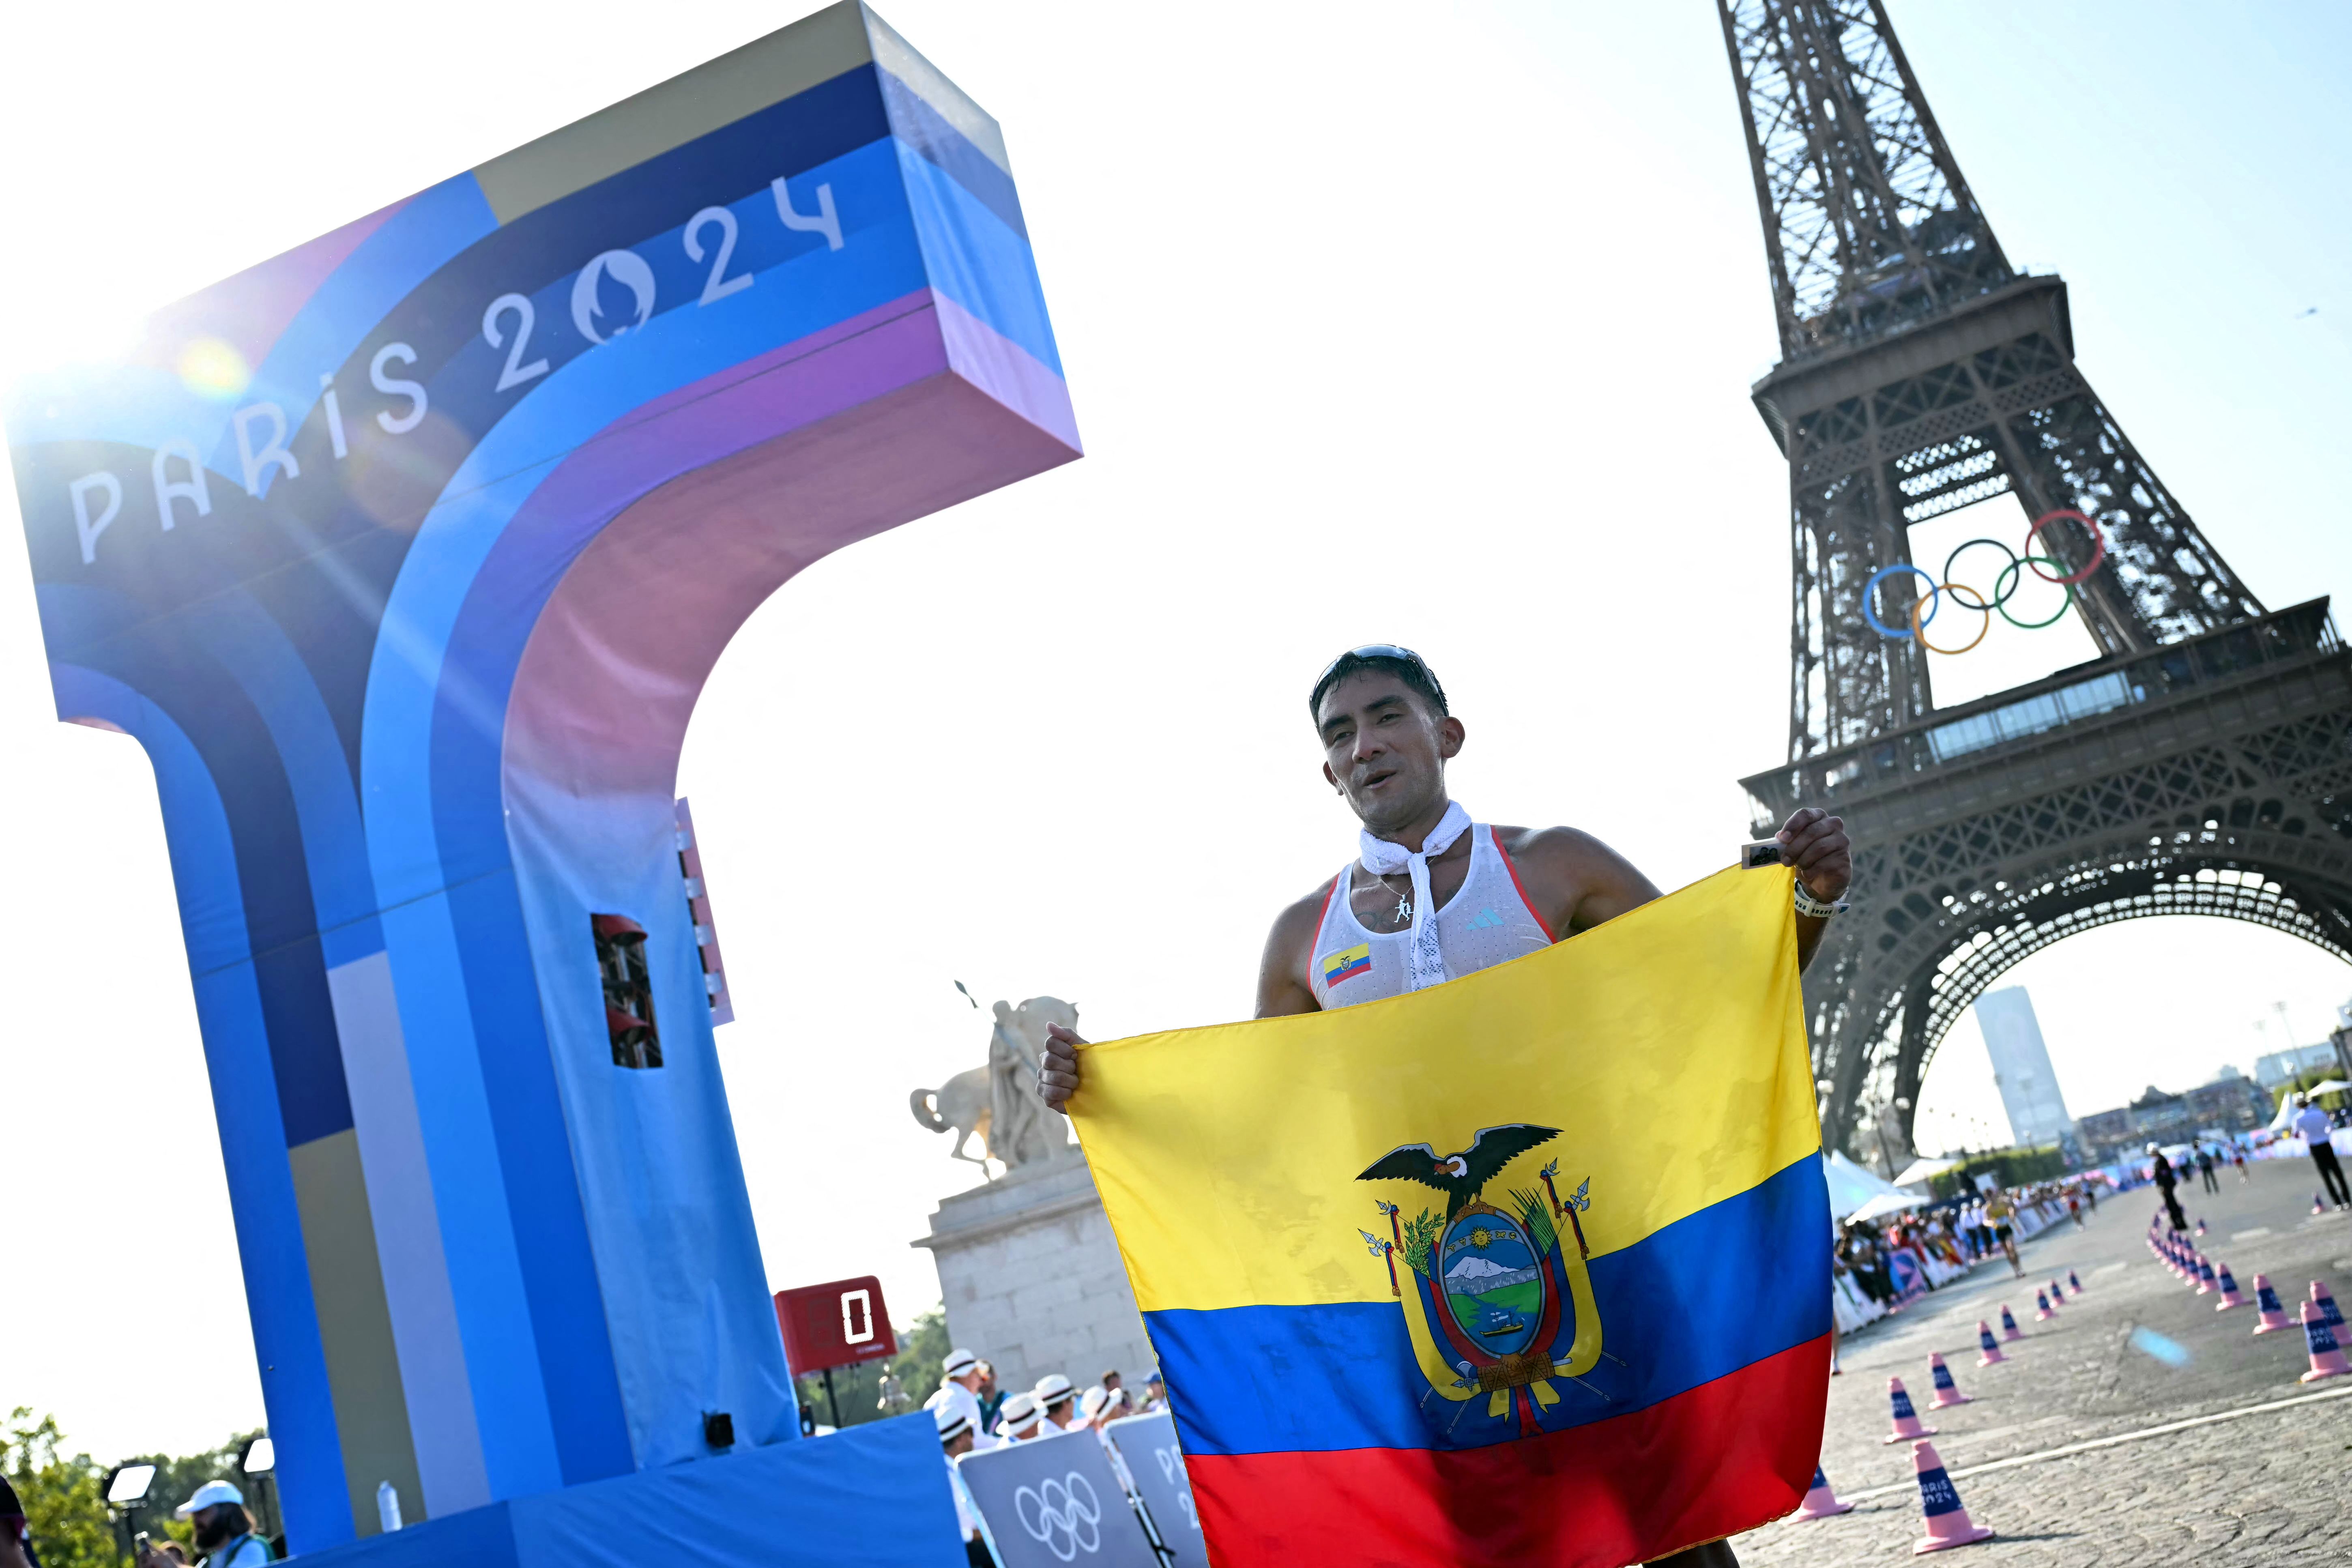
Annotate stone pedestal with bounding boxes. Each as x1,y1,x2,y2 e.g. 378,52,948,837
912,1154,1156,1396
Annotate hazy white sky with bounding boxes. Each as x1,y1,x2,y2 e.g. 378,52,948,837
2,0,2348,1463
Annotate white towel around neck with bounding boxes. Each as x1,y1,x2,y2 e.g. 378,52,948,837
1358,800,1471,991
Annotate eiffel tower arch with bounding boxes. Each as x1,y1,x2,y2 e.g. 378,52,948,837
1715,0,2352,1161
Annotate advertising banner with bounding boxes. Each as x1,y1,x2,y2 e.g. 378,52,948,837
1101,1413,1205,1568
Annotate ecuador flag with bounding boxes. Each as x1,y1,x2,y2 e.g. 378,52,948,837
1070,865,1828,1567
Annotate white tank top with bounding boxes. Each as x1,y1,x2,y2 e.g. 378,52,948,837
1308,823,1556,1009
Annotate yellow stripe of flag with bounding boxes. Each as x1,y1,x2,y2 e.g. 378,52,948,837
1072,866,1819,1313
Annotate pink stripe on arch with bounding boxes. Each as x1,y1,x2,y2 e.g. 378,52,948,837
603,289,945,435
498,302,1078,803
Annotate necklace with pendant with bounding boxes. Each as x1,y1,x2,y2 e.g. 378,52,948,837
1392,893,1412,923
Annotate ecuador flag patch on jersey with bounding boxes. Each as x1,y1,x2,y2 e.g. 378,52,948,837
1319,943,1373,988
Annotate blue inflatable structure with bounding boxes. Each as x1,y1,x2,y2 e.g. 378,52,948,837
4,4,1076,1559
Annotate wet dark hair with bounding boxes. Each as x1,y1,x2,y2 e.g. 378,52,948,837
1308,647,1448,724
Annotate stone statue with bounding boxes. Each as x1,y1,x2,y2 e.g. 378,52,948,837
909,996,1079,1175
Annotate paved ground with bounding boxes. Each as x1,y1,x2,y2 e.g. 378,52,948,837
1731,1158,2352,1566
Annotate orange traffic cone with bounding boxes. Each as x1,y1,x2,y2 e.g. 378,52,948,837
1999,1304,2024,1341
1884,1376,1937,1443
1975,1320,2008,1366
2068,1269,2084,1294
1909,1440,1994,1553
1927,1352,1971,1408
2299,1301,2350,1383
2194,1218,2207,1236
2049,1276,2070,1304
2213,1263,2247,1310
2033,1289,2055,1322
2193,1257,2216,1295
1794,1464,1854,1521
2316,1193,2329,1215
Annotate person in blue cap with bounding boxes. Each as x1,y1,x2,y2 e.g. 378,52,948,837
146,1482,268,1568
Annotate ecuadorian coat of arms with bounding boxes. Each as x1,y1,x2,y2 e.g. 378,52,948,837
1356,1124,1617,1443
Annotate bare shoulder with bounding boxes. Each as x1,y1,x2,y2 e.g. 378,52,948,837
1267,873,1339,950
1489,825,1662,933
1256,873,1339,1018
1492,823,1625,868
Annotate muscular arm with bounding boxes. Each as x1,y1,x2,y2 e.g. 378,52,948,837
1256,880,1334,1018
1497,814,1842,971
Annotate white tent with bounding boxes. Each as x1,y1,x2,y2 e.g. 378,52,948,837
1823,1150,1917,1221
2275,1080,2352,1134
1845,1191,1924,1224
1891,1155,1963,1188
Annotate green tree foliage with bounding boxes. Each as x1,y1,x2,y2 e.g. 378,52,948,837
791,1306,952,1431
889,1304,950,1403
6,1409,120,1568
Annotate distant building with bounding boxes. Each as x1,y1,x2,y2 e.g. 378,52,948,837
2253,1043,2340,1089
2182,1071,2274,1136
2074,1070,2275,1162
1974,987,2074,1146
2127,1085,2195,1148
2077,1105,2134,1154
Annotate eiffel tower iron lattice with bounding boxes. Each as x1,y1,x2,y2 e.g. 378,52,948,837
1716,0,2352,1162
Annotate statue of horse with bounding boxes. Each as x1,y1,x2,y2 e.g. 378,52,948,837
910,995,1079,1172
909,1065,995,1166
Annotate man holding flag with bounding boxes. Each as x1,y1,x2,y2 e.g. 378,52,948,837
1039,645,1851,1567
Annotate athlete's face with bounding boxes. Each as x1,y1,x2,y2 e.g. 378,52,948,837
1316,672,1464,834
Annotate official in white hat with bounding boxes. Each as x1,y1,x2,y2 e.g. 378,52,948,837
1033,1373,1083,1435
996,1391,1045,1440
935,1404,975,1449
155,1481,271,1568
933,1404,991,1562
924,1347,996,1451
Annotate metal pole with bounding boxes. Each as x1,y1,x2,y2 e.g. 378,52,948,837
821,1367,841,1430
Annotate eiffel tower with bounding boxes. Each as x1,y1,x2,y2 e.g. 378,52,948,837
1716,0,2352,1165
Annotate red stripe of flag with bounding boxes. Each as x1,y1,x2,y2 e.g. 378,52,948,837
1181,1333,1827,1568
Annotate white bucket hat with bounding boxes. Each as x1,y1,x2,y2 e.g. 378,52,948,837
176,1480,245,1517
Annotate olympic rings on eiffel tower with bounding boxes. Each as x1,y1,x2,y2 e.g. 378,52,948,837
1861,563,1942,638
1862,509,2108,648
1912,581,1990,655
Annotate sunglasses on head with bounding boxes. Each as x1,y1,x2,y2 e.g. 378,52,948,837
1313,643,1434,691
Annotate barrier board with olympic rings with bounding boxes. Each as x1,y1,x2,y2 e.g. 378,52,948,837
1102,1412,1209,1568
1861,509,2106,655
958,1431,1161,1568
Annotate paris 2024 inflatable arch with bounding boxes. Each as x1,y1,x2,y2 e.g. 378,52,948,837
5,4,1076,1560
